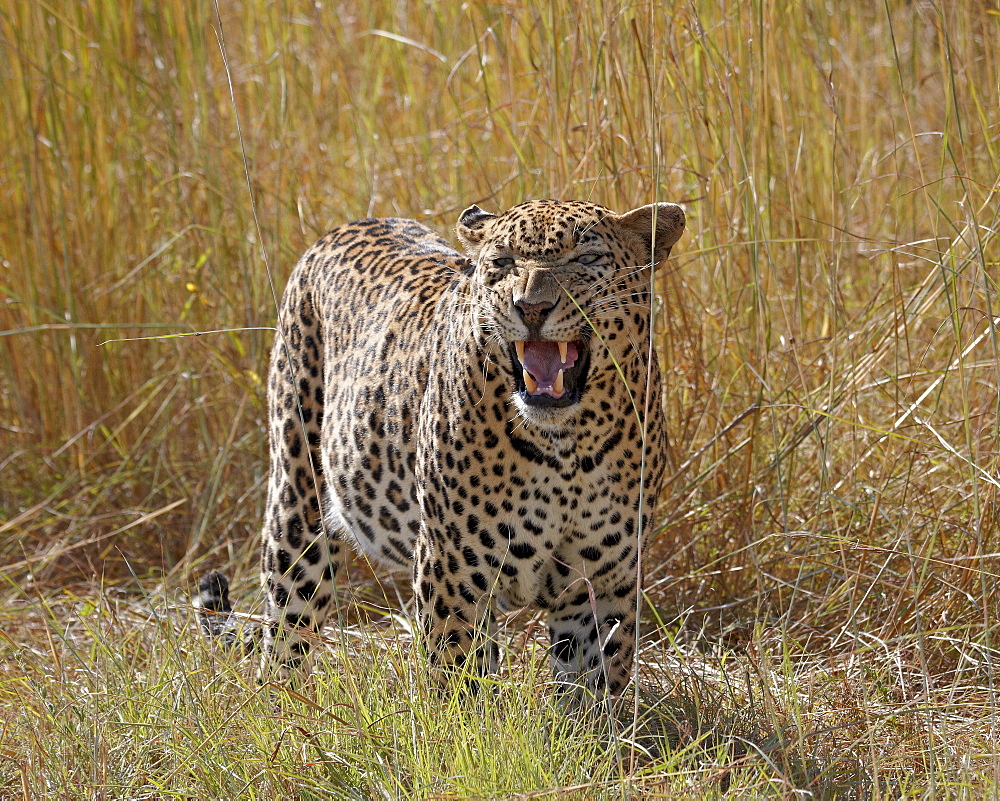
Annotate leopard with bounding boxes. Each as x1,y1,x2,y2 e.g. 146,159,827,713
198,198,685,702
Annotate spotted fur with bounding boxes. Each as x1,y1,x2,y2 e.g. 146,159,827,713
203,199,685,701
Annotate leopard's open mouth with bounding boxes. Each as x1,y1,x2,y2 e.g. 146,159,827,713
509,339,590,408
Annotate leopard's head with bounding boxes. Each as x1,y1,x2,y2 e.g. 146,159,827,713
457,199,685,425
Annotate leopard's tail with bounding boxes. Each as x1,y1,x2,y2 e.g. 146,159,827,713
195,570,260,654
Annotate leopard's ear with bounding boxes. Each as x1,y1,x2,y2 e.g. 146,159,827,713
616,203,685,268
456,205,497,257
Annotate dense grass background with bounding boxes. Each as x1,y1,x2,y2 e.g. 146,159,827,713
1,0,998,796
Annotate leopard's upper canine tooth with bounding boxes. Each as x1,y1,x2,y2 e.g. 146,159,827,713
516,340,525,364
559,341,568,364
523,368,538,394
554,368,564,394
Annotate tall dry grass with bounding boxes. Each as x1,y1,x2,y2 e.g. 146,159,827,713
1,0,998,795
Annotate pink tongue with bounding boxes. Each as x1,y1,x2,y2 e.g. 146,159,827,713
521,341,579,387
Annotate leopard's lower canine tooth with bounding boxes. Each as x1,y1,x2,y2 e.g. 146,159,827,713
554,368,564,394
559,341,568,364
516,340,525,364
523,369,538,394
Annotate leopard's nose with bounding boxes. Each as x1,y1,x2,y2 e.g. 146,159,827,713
514,299,555,325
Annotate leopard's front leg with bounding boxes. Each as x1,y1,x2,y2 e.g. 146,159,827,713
413,527,499,682
548,582,638,705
